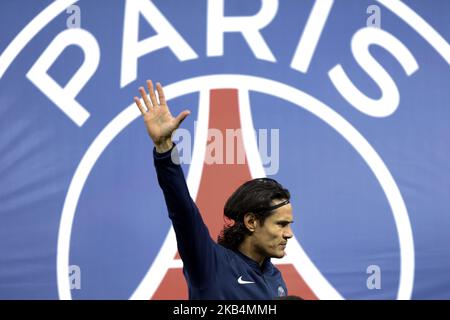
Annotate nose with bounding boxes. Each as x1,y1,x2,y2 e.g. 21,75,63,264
283,226,293,240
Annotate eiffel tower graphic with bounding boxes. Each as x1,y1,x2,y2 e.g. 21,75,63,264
130,86,342,300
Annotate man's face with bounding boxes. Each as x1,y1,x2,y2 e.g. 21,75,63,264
252,201,294,259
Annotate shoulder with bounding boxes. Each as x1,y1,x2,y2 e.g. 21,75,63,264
215,244,241,263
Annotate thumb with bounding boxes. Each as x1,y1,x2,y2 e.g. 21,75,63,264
175,110,190,126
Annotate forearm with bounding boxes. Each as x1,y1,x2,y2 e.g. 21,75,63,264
153,143,196,223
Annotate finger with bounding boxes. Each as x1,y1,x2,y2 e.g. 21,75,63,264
139,87,153,109
134,97,146,116
175,110,191,127
147,80,158,106
156,82,166,105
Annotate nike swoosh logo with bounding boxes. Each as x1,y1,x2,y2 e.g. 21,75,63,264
237,276,255,284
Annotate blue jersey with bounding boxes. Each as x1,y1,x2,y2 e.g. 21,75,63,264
154,145,288,300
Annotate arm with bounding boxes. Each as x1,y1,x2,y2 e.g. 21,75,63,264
134,81,216,287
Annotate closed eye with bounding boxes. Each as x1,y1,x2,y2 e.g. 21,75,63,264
277,221,293,227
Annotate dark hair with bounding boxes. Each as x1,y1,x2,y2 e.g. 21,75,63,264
217,178,290,250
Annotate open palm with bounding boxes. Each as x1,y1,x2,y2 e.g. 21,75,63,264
134,80,190,148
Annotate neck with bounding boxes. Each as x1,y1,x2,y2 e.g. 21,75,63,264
238,238,265,266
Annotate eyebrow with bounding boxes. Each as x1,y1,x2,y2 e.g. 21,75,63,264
276,220,294,224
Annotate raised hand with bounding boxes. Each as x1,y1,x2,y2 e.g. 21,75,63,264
134,80,190,153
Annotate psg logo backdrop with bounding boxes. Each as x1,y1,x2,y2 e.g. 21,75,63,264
0,0,449,299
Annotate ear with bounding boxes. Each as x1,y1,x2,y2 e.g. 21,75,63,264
243,213,257,233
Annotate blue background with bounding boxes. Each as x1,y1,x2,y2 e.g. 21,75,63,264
0,0,449,299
